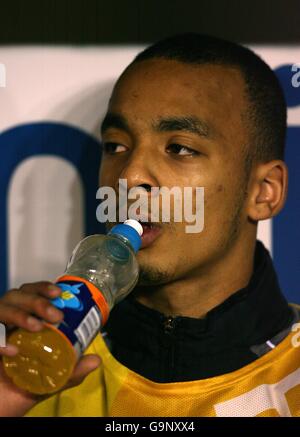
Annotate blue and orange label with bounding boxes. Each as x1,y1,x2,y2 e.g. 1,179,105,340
51,276,109,355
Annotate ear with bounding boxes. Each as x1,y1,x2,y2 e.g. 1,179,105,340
247,160,288,222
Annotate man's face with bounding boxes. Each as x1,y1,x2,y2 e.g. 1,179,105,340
100,59,251,285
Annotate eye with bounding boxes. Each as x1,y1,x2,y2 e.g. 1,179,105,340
166,144,199,156
102,142,128,154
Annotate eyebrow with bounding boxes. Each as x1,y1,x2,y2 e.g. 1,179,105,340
101,113,130,136
100,113,212,138
152,116,211,138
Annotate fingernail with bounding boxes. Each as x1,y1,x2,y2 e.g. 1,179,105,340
0,344,18,355
27,316,43,329
46,306,61,319
48,288,61,296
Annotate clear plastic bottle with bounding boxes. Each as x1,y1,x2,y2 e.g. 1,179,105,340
3,219,143,395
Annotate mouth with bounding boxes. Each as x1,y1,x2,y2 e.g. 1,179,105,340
139,221,163,249
107,218,163,249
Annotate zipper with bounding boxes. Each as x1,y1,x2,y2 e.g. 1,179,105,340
162,315,177,380
163,316,176,334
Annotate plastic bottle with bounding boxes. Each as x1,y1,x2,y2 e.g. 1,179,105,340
3,219,143,395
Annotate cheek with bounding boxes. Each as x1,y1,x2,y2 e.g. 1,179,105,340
200,181,235,230
99,161,119,187
99,162,107,185
207,183,228,210
206,178,245,233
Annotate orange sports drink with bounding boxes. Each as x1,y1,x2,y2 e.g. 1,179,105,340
3,220,143,395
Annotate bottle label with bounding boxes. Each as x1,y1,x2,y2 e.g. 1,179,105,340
51,275,109,357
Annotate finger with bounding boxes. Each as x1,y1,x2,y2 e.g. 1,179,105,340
4,292,63,324
0,344,19,357
0,302,44,331
67,355,102,388
19,282,62,299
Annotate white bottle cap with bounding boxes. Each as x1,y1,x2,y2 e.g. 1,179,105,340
124,219,143,236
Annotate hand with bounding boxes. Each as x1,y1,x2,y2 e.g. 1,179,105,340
0,282,101,416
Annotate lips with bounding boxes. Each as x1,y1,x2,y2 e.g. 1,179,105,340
139,222,162,249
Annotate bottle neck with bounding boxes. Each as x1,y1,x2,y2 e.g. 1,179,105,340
110,233,135,252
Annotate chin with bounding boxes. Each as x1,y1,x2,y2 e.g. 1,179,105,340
137,264,173,286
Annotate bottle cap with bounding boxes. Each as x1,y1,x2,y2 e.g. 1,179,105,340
108,219,143,252
123,219,143,236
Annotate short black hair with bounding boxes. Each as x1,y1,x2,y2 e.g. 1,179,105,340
130,33,287,163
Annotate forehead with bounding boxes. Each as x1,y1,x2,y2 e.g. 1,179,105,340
107,60,248,145
110,59,247,121
104,61,249,152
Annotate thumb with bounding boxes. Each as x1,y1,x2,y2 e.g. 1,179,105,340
66,354,102,388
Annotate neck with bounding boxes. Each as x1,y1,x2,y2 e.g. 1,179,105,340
133,236,256,318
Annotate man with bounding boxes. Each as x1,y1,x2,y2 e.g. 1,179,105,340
0,33,299,417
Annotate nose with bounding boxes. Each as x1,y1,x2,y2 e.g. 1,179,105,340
115,148,158,194
138,184,152,192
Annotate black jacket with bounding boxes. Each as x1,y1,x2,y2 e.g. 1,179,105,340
103,241,296,383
